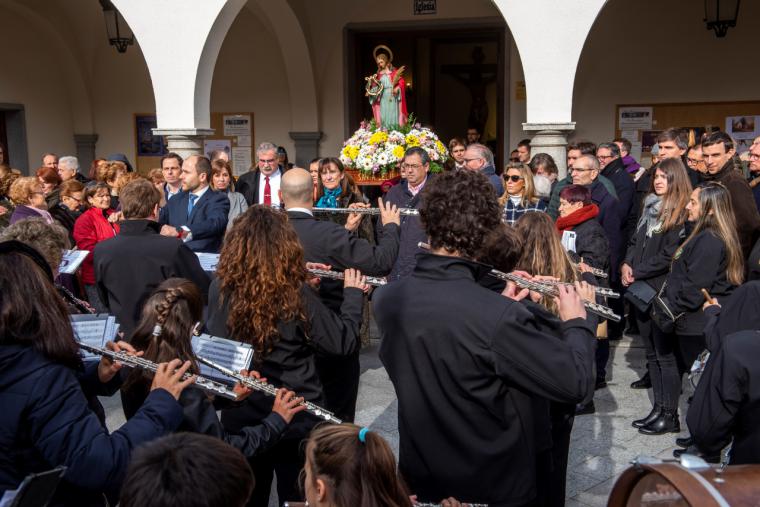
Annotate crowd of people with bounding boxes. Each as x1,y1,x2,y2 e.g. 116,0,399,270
1,126,760,507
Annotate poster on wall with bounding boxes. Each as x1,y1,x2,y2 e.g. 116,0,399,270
619,106,653,130
725,115,760,140
135,115,167,157
223,115,251,137
231,147,252,176
204,140,232,160
641,130,662,152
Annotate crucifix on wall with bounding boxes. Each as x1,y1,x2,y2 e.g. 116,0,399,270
440,46,497,136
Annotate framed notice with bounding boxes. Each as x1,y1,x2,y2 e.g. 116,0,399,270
135,115,167,157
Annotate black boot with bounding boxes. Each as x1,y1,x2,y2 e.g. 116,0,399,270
639,410,680,435
630,371,651,389
676,436,694,448
632,404,661,429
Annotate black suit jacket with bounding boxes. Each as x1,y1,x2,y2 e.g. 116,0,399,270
235,170,261,206
287,210,400,311
93,220,210,336
374,254,595,505
158,187,229,252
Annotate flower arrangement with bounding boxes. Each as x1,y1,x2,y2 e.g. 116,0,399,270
340,116,448,177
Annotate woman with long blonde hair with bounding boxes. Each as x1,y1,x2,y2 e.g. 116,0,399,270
206,205,367,506
499,162,546,225
643,181,742,437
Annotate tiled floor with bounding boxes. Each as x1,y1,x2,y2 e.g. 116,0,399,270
102,333,690,506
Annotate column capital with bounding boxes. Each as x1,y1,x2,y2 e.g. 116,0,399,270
152,129,214,160
289,131,323,167
522,122,576,133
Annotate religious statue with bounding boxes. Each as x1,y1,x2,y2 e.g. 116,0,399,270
365,45,408,129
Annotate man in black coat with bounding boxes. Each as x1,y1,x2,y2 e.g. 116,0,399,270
374,170,596,506
597,143,635,240
280,168,400,422
95,179,209,336
236,142,284,207
158,155,230,253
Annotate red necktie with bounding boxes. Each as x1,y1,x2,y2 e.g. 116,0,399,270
264,175,272,206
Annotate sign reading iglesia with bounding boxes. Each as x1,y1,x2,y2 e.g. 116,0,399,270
413,0,436,15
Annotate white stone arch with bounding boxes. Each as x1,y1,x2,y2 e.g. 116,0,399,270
491,0,608,176
0,0,94,134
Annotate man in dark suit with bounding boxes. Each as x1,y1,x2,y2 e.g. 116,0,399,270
159,155,229,252
94,179,209,336
280,167,400,422
161,152,183,202
236,141,283,207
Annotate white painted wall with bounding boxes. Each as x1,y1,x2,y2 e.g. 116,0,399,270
572,0,760,144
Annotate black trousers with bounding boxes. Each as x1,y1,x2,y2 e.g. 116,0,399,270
246,437,304,507
650,324,680,412
315,351,360,423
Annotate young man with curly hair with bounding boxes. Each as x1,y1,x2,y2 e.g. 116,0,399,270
373,169,597,506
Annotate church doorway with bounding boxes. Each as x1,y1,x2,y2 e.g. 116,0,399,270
345,21,507,169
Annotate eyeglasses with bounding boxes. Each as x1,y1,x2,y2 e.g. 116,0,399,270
402,163,423,170
749,153,760,160
504,175,523,182
597,155,614,161
687,158,702,165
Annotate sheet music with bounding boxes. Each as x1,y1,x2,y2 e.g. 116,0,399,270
561,230,577,253
195,252,220,272
59,250,89,275
70,314,119,361
191,333,253,383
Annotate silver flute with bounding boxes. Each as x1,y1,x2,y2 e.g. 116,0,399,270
313,206,419,216
77,342,239,400
417,242,620,321
196,355,342,424
541,279,619,299
308,268,387,286
574,259,609,279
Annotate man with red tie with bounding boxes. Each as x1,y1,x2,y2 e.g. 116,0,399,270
236,142,283,207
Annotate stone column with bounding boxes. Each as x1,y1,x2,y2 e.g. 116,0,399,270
522,122,575,179
289,131,323,167
74,134,98,174
152,128,214,161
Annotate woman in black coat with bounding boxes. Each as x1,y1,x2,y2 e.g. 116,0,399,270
644,182,743,435
205,206,366,507
0,240,190,506
555,184,610,276
620,158,691,433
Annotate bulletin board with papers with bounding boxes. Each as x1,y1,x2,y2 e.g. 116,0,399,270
208,112,256,177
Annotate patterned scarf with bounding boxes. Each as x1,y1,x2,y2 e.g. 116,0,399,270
637,194,662,238
316,187,342,208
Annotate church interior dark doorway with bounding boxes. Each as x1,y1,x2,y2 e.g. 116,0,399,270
345,22,506,169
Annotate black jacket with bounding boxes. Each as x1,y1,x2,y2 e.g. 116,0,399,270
383,179,429,281
158,189,230,252
206,278,363,439
93,220,210,337
564,217,610,274
702,160,760,259
49,203,80,244
687,329,760,464
623,217,684,293
121,383,286,458
600,158,636,242
288,209,399,312
374,253,596,505
0,344,182,505
664,230,735,335
236,167,284,206
589,179,624,281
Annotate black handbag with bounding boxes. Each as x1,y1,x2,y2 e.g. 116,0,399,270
624,280,657,313
650,281,683,333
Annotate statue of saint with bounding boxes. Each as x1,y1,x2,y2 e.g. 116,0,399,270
365,45,408,129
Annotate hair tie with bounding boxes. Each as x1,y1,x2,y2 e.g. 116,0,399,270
151,324,162,337
358,427,369,443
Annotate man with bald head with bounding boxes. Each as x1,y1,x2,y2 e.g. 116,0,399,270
280,168,400,422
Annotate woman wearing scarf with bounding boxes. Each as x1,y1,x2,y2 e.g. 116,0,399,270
556,184,609,276
314,157,372,240
498,162,546,225
619,158,691,434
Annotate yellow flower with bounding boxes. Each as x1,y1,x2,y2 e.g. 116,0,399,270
369,131,388,145
405,134,420,147
435,140,446,153
392,145,405,160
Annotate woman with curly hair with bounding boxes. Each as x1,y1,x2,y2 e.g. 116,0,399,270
8,176,54,226
374,169,595,506
206,205,367,507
